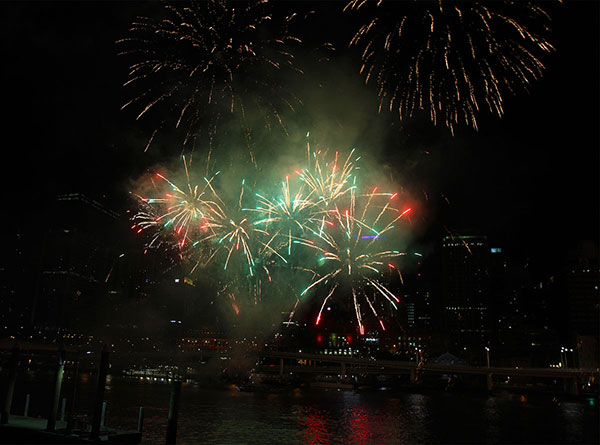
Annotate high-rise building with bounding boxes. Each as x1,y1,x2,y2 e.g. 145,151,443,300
442,235,492,353
32,193,120,330
404,291,432,329
488,247,528,355
0,231,31,331
567,241,599,338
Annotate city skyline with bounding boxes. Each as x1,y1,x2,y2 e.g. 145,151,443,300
0,0,597,348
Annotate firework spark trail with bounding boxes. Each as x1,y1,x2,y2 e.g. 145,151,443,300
118,0,302,152
345,0,558,133
131,157,221,251
252,175,317,256
299,182,411,332
299,148,358,208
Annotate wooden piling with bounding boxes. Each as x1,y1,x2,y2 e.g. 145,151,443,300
47,346,66,431
137,406,144,433
1,346,20,424
90,345,110,439
24,394,30,417
486,373,494,392
165,380,181,444
66,356,79,433
100,401,107,428
60,397,67,422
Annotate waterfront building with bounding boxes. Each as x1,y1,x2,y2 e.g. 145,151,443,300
179,329,230,352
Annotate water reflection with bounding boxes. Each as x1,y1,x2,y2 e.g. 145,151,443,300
59,378,598,444
298,407,329,444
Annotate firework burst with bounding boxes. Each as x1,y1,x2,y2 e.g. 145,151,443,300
251,175,316,256
299,143,359,208
299,185,412,334
131,156,218,250
345,0,558,133
118,0,302,152
132,146,414,333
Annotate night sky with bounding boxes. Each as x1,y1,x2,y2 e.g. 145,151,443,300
1,0,598,273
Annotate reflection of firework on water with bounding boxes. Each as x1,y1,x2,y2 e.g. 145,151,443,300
299,185,412,335
118,0,302,151
132,146,414,333
345,0,557,133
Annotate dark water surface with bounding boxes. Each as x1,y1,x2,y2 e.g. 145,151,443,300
68,377,598,445
4,374,598,444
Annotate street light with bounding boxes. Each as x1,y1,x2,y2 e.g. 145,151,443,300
560,347,574,369
485,346,490,368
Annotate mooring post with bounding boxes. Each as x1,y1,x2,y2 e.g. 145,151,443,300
24,394,30,417
165,380,182,445
90,345,110,439
100,401,107,428
410,367,417,384
564,375,580,396
1,346,19,424
60,397,67,422
47,345,66,431
486,373,494,392
279,358,284,377
137,406,144,433
341,362,346,378
66,356,79,433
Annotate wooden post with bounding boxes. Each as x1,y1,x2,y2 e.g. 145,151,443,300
66,356,79,433
24,394,30,417
279,358,284,377
165,380,181,445
47,346,66,431
341,362,346,378
100,401,107,428
486,373,493,392
137,406,144,433
564,376,580,396
1,346,19,424
410,367,417,384
60,397,67,422
90,345,110,438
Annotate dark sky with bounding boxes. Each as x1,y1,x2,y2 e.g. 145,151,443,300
1,1,598,272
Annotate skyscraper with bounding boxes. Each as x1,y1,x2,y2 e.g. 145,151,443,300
442,235,492,354
567,241,599,338
32,193,120,330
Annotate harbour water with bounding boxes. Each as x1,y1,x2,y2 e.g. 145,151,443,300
50,376,600,444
